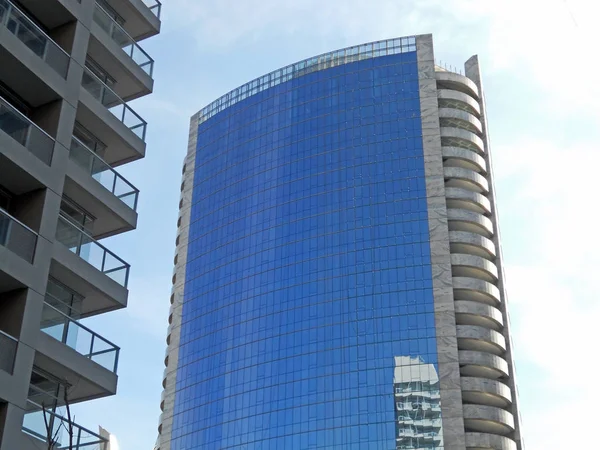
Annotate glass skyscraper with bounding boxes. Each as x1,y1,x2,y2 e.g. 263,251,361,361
157,34,523,450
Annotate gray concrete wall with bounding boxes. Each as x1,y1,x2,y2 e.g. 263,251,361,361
465,56,524,450
156,113,199,450
416,34,466,450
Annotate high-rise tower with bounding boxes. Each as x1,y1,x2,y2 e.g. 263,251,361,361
0,0,161,448
158,34,523,450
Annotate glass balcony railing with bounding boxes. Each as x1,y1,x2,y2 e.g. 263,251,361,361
41,298,120,372
0,330,17,374
81,66,147,140
23,400,108,450
55,214,130,287
142,0,162,19
0,0,70,77
70,136,139,210
92,2,154,76
0,95,55,165
0,207,37,262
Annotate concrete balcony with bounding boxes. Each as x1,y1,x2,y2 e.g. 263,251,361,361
447,208,494,237
0,208,37,263
455,300,504,331
463,404,515,436
459,351,510,380
102,0,161,41
0,208,39,293
453,277,502,307
457,325,506,356
65,136,138,239
437,89,481,116
22,399,109,449
34,298,119,403
449,231,496,260
0,329,17,374
13,0,78,32
465,433,517,450
50,214,129,316
445,188,491,216
0,95,58,196
0,0,71,105
451,254,498,283
435,70,480,99
442,146,487,174
444,167,489,194
438,108,483,135
78,66,146,167
461,377,512,409
441,127,485,155
88,2,154,102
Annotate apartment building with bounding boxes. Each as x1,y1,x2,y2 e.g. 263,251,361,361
0,0,160,448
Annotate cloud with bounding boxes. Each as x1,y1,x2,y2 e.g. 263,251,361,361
166,0,600,119
493,136,600,449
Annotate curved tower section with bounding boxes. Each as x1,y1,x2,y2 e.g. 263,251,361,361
157,34,523,450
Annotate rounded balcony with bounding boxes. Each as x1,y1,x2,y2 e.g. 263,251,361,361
447,209,494,237
436,70,480,99
461,377,512,408
439,108,483,135
453,277,501,306
455,300,504,331
437,89,481,116
451,254,498,283
441,127,485,155
444,167,489,194
449,231,496,260
443,146,487,174
457,325,506,355
463,405,515,436
459,351,510,379
465,433,518,450
446,188,491,216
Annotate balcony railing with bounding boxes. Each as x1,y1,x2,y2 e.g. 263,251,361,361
143,0,162,19
70,136,139,210
92,2,154,76
55,214,130,287
81,66,147,140
41,298,120,372
0,95,55,165
23,400,108,450
0,0,70,77
0,330,17,374
0,207,37,262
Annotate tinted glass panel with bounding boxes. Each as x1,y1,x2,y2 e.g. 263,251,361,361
173,51,442,450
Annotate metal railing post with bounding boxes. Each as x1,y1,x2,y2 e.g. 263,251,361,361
101,249,107,273
114,347,120,373
76,427,82,450
61,313,69,345
76,222,83,256
89,333,95,359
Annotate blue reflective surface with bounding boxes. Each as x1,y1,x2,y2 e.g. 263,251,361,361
172,51,443,449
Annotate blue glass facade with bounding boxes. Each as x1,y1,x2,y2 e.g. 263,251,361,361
172,49,443,449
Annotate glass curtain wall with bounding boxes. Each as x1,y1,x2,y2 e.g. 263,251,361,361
173,49,441,449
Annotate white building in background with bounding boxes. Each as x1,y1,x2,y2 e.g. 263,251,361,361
394,356,443,449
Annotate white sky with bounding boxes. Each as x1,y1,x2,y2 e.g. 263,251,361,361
71,1,600,449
